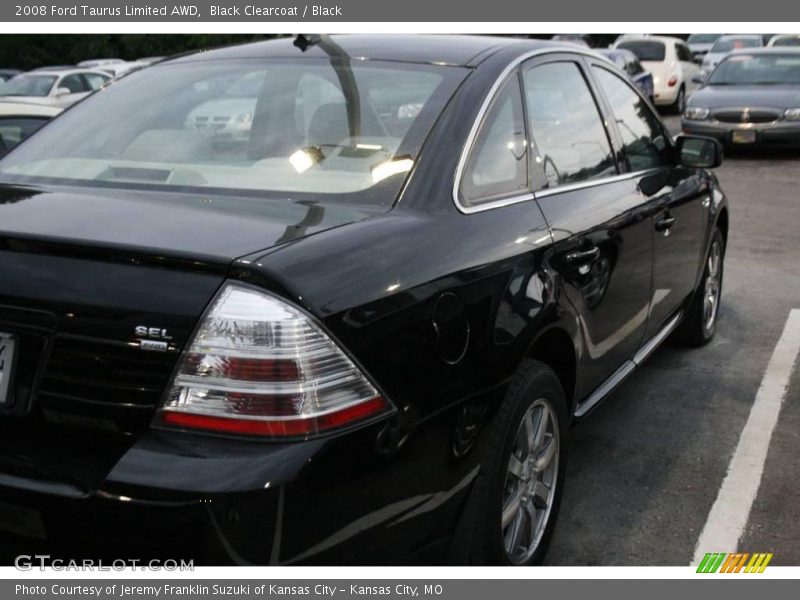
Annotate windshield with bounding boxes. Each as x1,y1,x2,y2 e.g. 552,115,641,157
710,38,761,53
0,75,56,97
708,54,800,85
0,58,466,205
617,41,665,62
772,36,800,47
687,34,721,44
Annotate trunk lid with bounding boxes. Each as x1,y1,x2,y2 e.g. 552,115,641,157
0,183,376,496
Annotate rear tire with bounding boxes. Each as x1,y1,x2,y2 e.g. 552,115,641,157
469,360,568,565
671,85,686,114
676,227,725,346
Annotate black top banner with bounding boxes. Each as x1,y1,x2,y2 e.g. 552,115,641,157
2,0,800,22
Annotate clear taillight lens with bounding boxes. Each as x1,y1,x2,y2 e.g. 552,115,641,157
157,282,392,438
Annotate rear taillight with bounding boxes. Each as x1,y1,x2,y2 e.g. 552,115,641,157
157,282,392,438
668,76,678,87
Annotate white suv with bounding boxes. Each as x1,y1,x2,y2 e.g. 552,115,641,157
614,35,700,112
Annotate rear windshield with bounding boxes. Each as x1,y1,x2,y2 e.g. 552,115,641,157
0,75,56,97
710,38,761,53
0,58,466,206
617,41,666,62
708,54,800,85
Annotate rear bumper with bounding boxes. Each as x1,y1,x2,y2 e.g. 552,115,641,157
682,120,800,147
0,485,220,565
0,430,320,565
0,419,477,565
0,437,288,565
653,84,680,106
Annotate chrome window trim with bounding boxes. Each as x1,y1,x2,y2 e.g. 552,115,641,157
534,168,660,199
452,46,631,215
456,192,535,215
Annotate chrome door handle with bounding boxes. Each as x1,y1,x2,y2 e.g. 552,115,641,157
564,247,600,265
655,215,676,233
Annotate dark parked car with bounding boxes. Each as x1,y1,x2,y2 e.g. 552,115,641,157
0,35,727,566
597,48,655,101
683,48,800,147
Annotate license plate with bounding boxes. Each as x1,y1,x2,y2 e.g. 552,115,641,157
732,130,757,144
0,331,17,406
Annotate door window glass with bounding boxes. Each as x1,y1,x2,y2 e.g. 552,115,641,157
522,62,616,188
592,67,671,172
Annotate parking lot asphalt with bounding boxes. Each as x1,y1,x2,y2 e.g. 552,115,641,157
546,114,800,565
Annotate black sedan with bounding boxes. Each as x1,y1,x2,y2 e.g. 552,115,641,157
683,48,800,147
0,35,727,566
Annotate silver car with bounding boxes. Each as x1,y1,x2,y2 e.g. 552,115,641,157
701,35,763,77
0,68,111,108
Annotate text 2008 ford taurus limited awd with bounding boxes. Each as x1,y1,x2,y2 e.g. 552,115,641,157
0,35,728,565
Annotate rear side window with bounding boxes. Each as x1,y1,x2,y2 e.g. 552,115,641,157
592,67,671,172
618,41,666,62
676,44,694,62
459,77,528,206
522,62,616,189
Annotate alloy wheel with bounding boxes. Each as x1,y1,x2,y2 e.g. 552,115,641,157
501,398,560,564
703,239,722,331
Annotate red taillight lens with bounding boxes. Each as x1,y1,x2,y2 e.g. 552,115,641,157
668,76,678,87
157,283,393,438
161,397,390,437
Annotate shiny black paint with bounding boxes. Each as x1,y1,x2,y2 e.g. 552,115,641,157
0,36,728,565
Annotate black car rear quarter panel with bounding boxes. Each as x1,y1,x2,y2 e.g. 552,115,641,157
225,202,566,564
217,48,585,563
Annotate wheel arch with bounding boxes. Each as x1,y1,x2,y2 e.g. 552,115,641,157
525,326,578,416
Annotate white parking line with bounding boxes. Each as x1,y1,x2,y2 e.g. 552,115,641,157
692,309,800,563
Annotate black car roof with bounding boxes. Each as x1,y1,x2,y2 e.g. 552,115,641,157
168,35,557,68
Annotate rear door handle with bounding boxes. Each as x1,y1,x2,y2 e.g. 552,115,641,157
564,246,600,266
655,215,676,233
